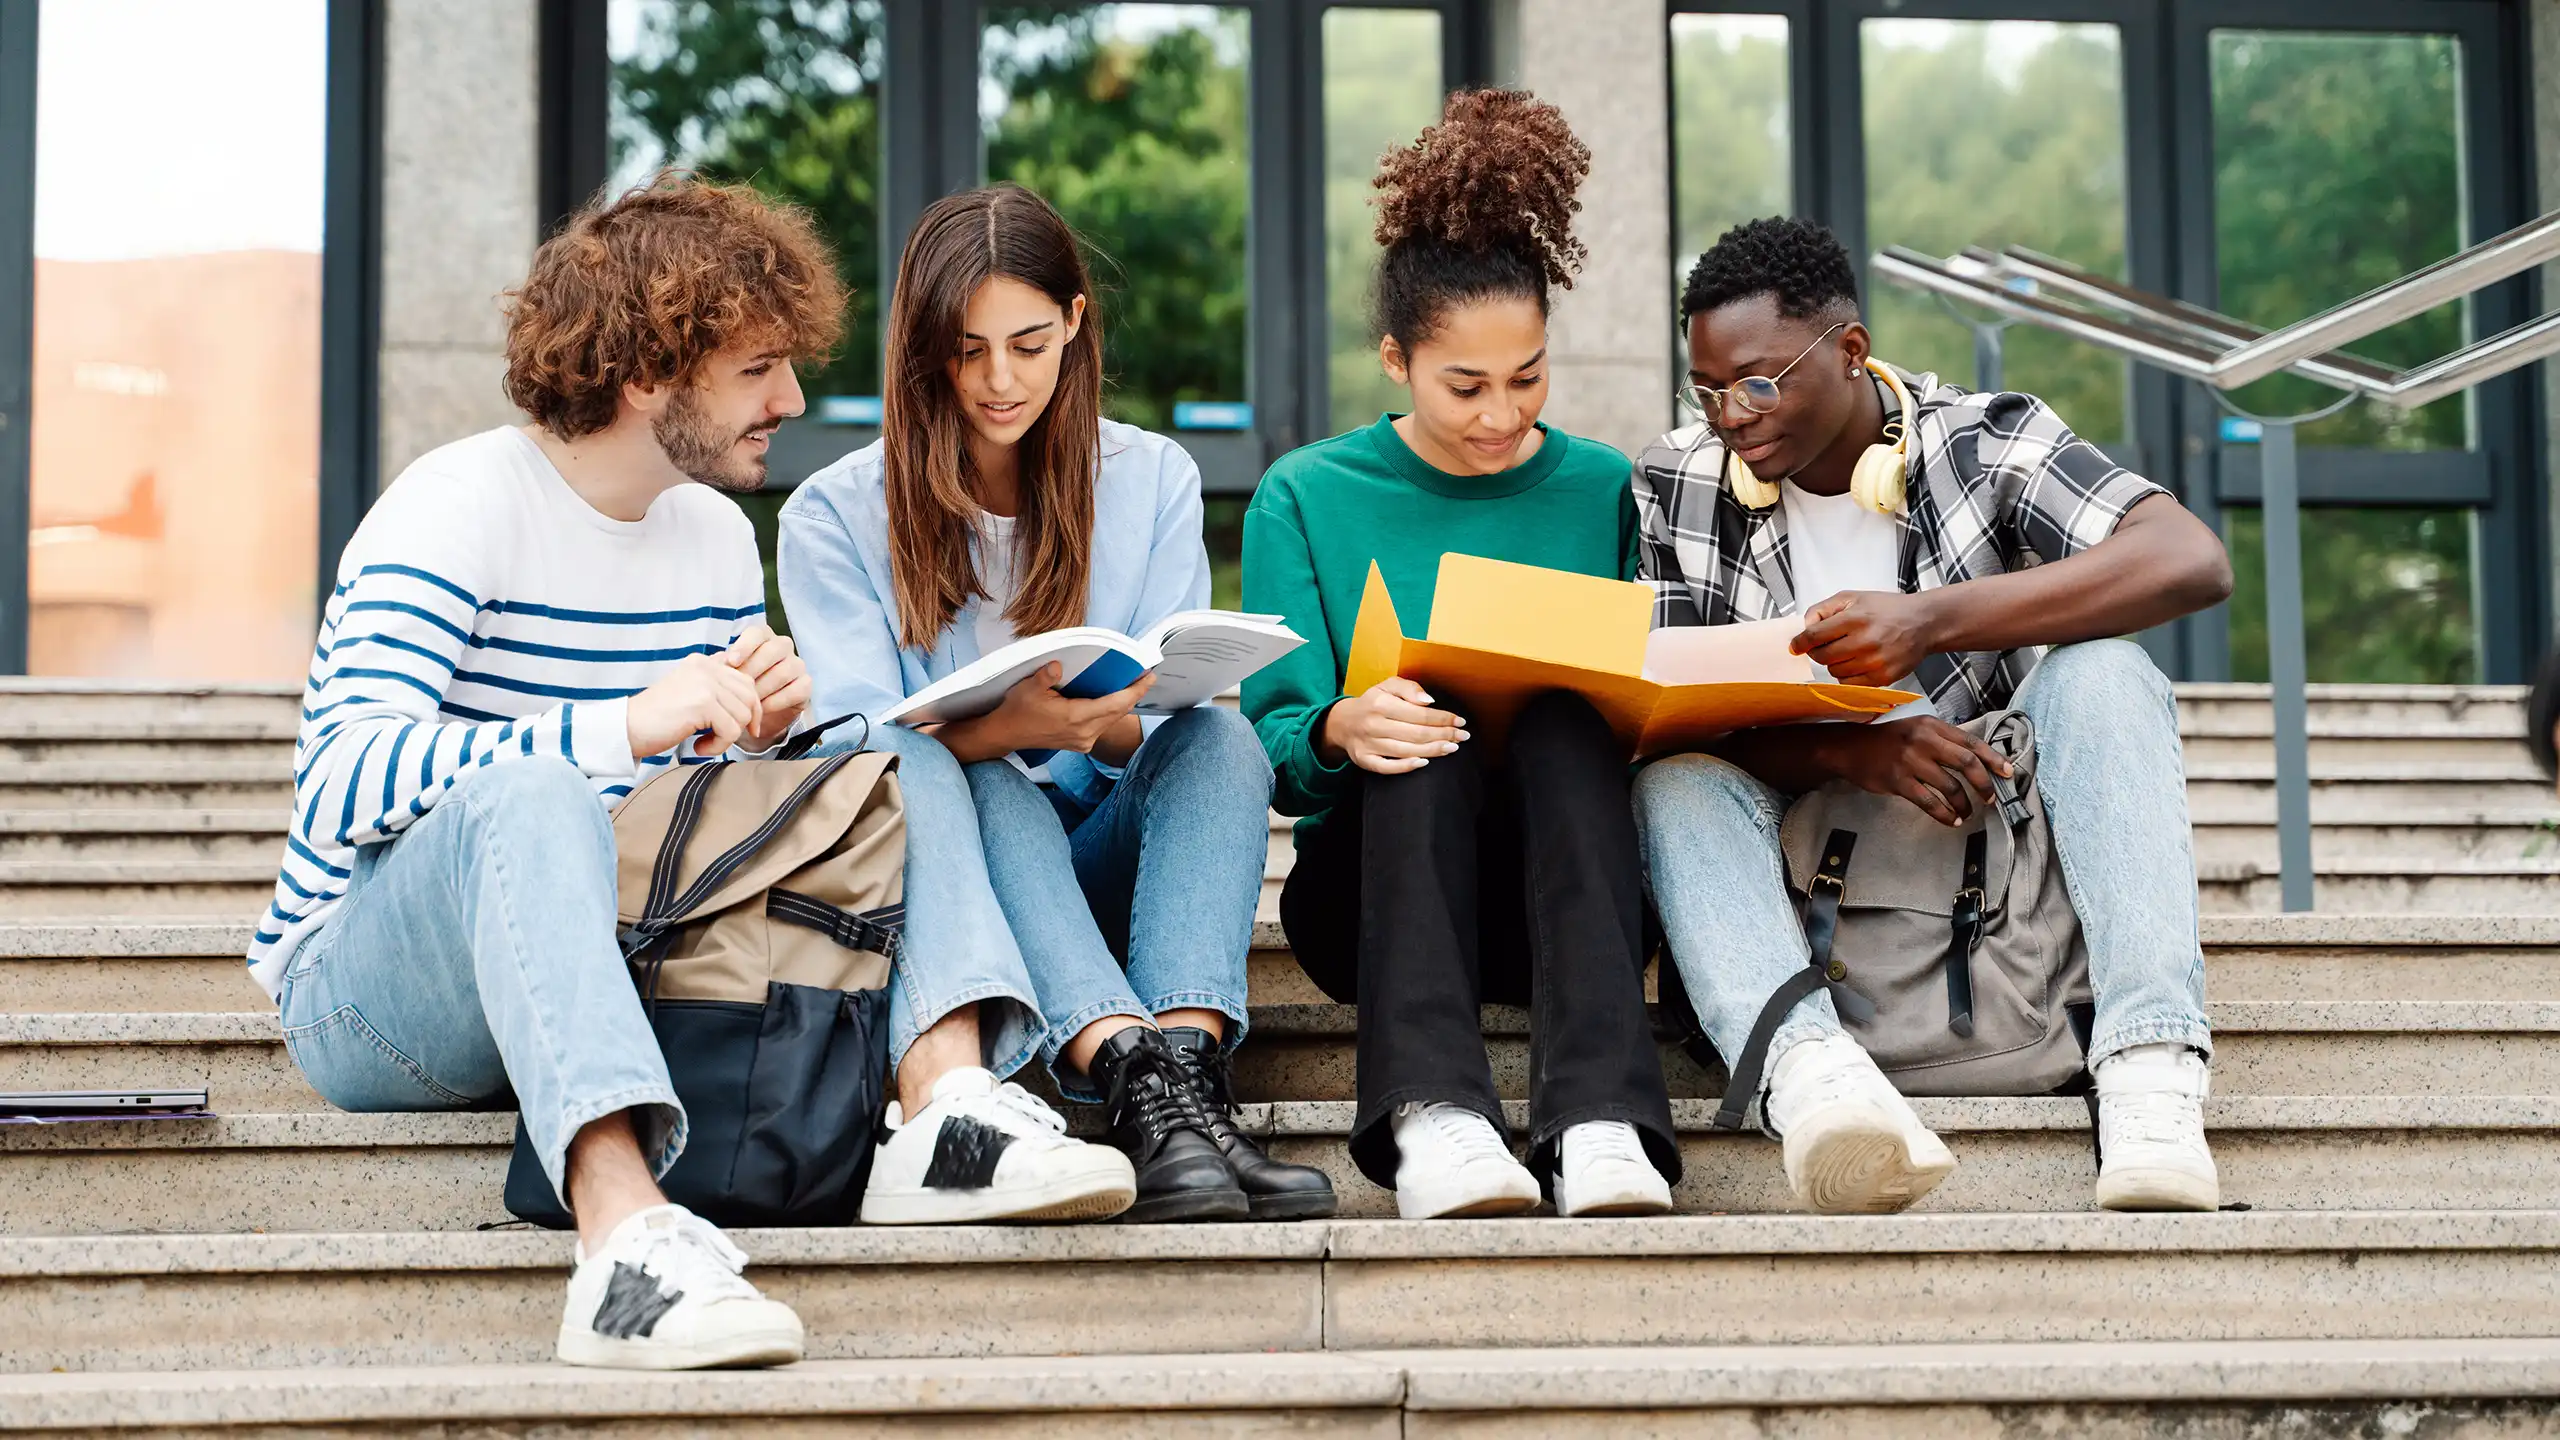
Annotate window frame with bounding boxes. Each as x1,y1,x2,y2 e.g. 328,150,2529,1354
1664,0,2543,682
549,0,1490,498
0,0,379,677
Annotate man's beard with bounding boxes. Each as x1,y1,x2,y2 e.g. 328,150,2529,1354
654,386,772,494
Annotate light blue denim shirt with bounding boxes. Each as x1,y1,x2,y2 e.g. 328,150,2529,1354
777,418,1211,805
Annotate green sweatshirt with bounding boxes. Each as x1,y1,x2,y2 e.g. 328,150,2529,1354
1241,413,1639,842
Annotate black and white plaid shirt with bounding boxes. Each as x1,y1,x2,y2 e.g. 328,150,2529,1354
1631,367,2167,724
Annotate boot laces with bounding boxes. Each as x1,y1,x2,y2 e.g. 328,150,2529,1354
1116,1043,1218,1144
1174,1043,1248,1145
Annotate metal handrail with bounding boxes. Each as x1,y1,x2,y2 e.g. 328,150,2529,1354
1875,245,2560,412
1872,215,2560,913
1985,247,2405,392
2192,210,2560,388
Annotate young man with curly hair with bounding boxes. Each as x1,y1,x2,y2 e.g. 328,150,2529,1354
1632,217,2235,1218
252,174,842,1369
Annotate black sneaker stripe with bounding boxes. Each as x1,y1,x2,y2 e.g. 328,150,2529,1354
592,1261,684,1340
921,1114,1014,1189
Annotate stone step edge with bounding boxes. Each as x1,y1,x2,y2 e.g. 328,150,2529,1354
9,1209,2560,1280
26,859,2560,887
14,1338,2560,1431
10,1096,2560,1156
15,1000,2560,1047
7,912,2560,958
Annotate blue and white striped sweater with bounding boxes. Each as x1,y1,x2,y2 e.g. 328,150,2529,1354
249,426,767,999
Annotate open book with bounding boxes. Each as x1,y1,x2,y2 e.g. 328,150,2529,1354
880,610,1306,730
1346,554,1915,758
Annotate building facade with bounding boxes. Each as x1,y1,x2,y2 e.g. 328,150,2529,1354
0,0,2552,684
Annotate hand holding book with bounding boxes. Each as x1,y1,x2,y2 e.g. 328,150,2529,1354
1319,676,1471,775
929,663,1157,766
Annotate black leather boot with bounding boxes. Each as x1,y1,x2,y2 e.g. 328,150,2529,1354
1164,1027,1339,1221
1090,1027,1249,1223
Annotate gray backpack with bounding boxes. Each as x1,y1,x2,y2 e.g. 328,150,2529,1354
1706,709,2094,1130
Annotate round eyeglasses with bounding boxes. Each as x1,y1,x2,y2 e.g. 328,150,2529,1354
1675,320,1848,423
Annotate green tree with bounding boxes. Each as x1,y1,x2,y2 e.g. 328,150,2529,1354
2210,31,2476,682
1859,22,2130,441
2212,31,2465,451
1321,9,1451,435
981,7,1249,434
611,0,886,400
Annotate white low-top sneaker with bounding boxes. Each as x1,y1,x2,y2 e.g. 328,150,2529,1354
861,1066,1137,1225
555,1204,804,1370
2094,1043,2219,1212
1765,1033,1957,1215
1390,1101,1542,1219
1551,1119,1673,1217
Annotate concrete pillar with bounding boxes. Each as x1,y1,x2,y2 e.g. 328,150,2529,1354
1494,0,1673,458
376,0,541,485
2536,0,2560,640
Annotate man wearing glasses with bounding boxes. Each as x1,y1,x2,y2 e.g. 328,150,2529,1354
1628,217,2235,1217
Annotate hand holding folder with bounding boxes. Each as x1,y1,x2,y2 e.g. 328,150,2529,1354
1343,554,1916,759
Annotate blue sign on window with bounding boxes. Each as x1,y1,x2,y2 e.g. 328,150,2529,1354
2219,416,2264,444
818,395,885,426
1173,401,1254,431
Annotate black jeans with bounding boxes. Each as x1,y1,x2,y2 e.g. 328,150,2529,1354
1279,689,1679,1190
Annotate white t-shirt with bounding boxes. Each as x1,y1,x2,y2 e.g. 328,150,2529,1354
1780,478,1935,722
967,511,1052,782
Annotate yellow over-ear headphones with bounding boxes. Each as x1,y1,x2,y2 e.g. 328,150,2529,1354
1725,359,1914,516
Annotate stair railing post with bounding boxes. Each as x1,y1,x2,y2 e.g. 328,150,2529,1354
2258,417,2315,913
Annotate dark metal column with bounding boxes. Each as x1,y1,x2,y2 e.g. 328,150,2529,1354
882,0,983,309
2258,416,2314,911
0,0,37,675
318,0,384,589
536,0,609,235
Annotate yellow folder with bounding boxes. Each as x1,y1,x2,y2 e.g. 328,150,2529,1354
1345,554,1916,758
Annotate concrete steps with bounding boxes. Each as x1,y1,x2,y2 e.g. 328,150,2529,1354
11,914,2559,1010
12,991,2560,1112
11,1339,2560,1436
13,1096,2560,1232
4,1211,2559,1373
4,680,2560,1429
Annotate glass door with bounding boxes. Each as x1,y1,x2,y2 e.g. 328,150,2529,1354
26,0,331,680
2172,0,2532,683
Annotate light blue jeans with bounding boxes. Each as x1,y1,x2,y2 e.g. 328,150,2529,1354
1633,639,2211,1075
844,705,1272,1102
276,758,684,1207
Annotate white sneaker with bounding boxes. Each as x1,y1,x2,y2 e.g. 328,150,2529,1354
2094,1043,2219,1212
555,1204,804,1370
1390,1101,1542,1219
1765,1033,1957,1215
1551,1120,1674,1217
860,1066,1137,1224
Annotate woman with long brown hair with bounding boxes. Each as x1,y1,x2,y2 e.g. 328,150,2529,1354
780,184,1332,1226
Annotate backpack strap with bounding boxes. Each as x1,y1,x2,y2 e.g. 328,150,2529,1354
768,889,906,961
620,751,857,958
1709,829,1874,1131
778,712,871,762
1945,830,1986,1038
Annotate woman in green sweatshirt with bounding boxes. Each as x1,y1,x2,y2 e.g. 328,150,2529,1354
1241,90,1678,1222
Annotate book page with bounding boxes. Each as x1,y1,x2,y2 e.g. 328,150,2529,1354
1639,618,1814,685
1140,616,1305,713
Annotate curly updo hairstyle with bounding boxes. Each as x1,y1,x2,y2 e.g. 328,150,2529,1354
1371,88,1591,351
